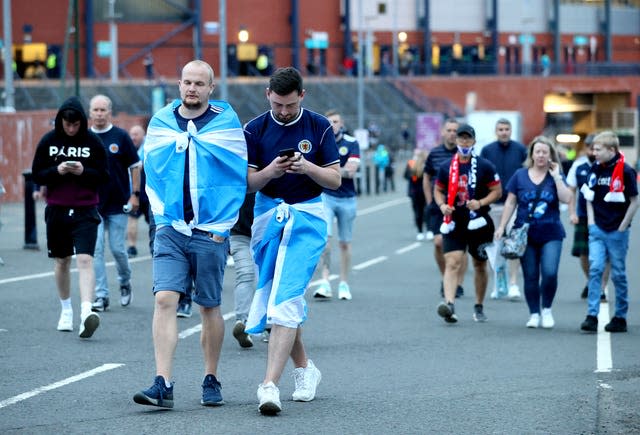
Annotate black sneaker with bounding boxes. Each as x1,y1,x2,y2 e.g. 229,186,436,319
456,285,464,298
201,374,224,406
604,316,627,333
581,286,588,299
473,304,487,322
127,246,138,257
232,320,253,348
120,284,132,306
176,301,192,318
600,292,607,302
133,375,174,408
580,315,598,332
91,296,109,312
437,302,458,323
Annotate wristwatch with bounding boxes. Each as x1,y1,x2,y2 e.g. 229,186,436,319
133,191,140,197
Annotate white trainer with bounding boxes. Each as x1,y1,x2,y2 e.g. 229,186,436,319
292,359,322,402
79,312,100,338
416,232,425,241
338,281,352,300
257,382,281,415
508,284,521,301
526,313,541,328
541,308,555,329
313,280,332,298
57,309,73,331
425,231,435,241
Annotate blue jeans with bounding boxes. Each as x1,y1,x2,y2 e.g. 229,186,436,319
230,234,256,322
587,225,629,318
94,213,131,298
520,239,562,314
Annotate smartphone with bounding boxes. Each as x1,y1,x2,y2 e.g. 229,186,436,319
278,148,296,159
65,161,79,166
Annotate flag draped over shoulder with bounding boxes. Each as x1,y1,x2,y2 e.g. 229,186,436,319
144,99,247,236
245,193,327,334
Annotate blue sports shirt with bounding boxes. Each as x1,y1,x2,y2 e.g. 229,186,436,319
245,108,340,204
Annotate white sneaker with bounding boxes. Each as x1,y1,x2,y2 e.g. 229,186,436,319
425,231,434,241
541,308,555,329
257,382,281,415
79,312,100,338
292,359,322,402
57,309,73,331
313,280,332,298
526,313,541,328
416,232,425,241
508,284,521,301
338,281,352,300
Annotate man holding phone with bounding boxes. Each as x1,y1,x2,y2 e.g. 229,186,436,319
31,96,109,338
243,67,340,414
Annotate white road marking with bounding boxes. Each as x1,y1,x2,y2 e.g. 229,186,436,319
595,302,613,373
352,256,387,271
357,197,408,216
0,255,152,285
0,363,124,409
179,312,235,339
396,243,421,254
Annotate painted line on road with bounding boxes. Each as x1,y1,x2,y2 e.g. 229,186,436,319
0,363,124,409
0,255,152,285
396,242,422,255
179,311,236,339
357,197,408,216
595,302,613,373
352,256,387,271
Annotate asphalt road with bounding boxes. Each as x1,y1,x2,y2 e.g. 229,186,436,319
1,187,639,434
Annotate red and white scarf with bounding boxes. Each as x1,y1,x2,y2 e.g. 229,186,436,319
439,154,486,234
439,154,459,234
580,152,626,203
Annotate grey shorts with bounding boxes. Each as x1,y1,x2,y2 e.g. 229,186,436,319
152,226,229,307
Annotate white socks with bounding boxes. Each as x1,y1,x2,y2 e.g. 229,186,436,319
60,298,72,311
80,301,93,319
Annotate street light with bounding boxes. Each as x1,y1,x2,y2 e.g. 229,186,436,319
238,28,249,43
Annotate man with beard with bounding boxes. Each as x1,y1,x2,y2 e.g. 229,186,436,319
243,67,340,415
133,60,247,409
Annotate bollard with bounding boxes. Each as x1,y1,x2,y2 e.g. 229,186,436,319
22,170,39,250
365,165,371,195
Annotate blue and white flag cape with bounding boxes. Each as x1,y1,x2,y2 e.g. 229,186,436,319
245,192,327,334
144,99,247,236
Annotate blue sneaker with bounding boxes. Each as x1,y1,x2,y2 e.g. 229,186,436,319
201,374,224,406
133,376,174,408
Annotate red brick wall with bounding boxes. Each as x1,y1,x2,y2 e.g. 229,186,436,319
408,75,640,144
0,112,147,202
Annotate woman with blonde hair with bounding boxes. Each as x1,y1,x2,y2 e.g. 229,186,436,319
495,136,572,329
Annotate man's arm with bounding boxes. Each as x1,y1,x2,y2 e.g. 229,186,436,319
568,187,578,224
423,175,433,204
618,196,639,231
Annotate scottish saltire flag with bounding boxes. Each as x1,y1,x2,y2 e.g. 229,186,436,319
245,192,327,334
144,99,247,236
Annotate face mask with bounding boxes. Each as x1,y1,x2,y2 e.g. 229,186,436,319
457,145,473,156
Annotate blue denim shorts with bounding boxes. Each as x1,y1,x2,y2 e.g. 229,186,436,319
152,226,229,307
322,193,357,242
